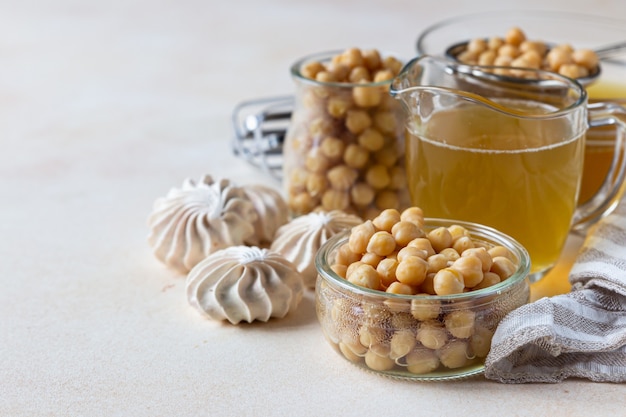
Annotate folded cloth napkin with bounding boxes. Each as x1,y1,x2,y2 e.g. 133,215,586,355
485,199,626,383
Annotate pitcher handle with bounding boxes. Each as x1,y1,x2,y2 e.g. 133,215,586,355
572,102,626,233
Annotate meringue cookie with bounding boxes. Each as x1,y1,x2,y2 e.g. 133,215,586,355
147,175,258,273
242,184,289,246
270,210,362,287
186,246,304,324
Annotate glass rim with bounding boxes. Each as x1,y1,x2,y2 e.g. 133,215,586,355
315,217,531,304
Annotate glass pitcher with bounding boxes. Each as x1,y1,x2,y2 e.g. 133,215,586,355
390,55,626,282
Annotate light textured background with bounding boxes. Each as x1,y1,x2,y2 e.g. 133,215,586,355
2,1,625,416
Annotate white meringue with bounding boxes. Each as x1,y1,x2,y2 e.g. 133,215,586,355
270,210,362,287
186,246,304,324
242,184,289,246
147,175,258,273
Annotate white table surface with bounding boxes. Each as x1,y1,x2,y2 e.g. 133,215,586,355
2,1,626,416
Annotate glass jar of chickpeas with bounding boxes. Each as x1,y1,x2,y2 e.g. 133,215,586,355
315,209,531,381
283,48,410,219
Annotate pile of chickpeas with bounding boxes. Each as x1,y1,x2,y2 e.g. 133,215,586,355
316,206,527,376
332,207,519,296
456,26,599,80
284,47,410,219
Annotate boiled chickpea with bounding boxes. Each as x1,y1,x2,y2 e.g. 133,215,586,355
444,310,476,339
305,148,331,173
361,252,383,268
400,206,424,226
470,326,494,358
427,253,449,274
451,255,484,288
488,245,516,262
358,127,385,152
439,247,460,262
490,256,518,280
349,66,370,83
326,96,351,119
350,182,376,207
433,268,464,295
377,258,399,287
305,173,328,197
396,246,428,262
373,110,397,135
330,264,347,278
373,69,394,82
505,26,526,46
353,85,382,107
419,273,436,295
367,231,397,256
345,109,372,134
410,299,441,321
320,136,345,160
407,237,435,257
452,235,474,254
327,165,358,190
342,47,364,68
372,208,401,232
289,191,317,214
362,49,382,70
462,247,493,272
365,164,391,190
373,146,398,167
348,220,376,253
438,340,469,369
396,256,428,287
364,349,395,371
572,48,599,70
338,342,364,363
389,329,417,360
386,281,415,295
467,38,487,54
343,143,370,169
546,47,574,72
345,261,365,279
375,190,400,210
388,166,407,190
416,321,448,350
335,242,361,266
471,271,501,290
427,227,453,252
301,61,325,79
478,50,496,66
347,263,380,290
392,221,424,246
406,348,440,374
321,189,349,211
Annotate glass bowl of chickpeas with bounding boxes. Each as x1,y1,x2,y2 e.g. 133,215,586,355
315,207,531,381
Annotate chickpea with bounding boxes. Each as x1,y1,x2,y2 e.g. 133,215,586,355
321,189,349,211
427,227,453,252
375,190,400,210
444,310,476,339
342,47,364,68
382,56,403,74
289,191,317,214
401,206,424,227
478,50,496,66
372,208,401,232
388,166,407,190
439,247,460,262
546,47,574,71
392,221,424,246
572,48,599,70
520,40,547,56
343,143,370,169
353,85,382,107
359,323,386,347
319,136,345,160
470,326,494,358
305,172,328,197
487,37,504,51
410,298,441,321
490,256,518,280
488,245,515,262
289,166,309,191
396,246,428,263
472,271,501,290
373,146,398,167
329,62,350,81
559,64,588,79
377,258,399,287
364,349,395,371
462,247,492,273
386,281,415,295
451,255,484,288
331,263,347,278
427,253,449,274
438,340,469,369
347,263,380,290
348,220,376,253
420,273,436,295
305,148,331,173
367,231,397,257
373,69,394,82
433,268,464,295
416,321,448,350
396,256,428,287
315,70,337,83
505,26,526,46
467,38,487,54
327,165,358,190
335,243,361,266
373,110,397,135
357,127,385,152
389,329,417,360
360,252,383,268
301,61,325,79
498,44,520,59
365,164,391,190
338,342,364,363
407,237,436,257
346,261,365,279
406,348,440,374
345,109,372,134
452,235,474,254
349,66,370,83
362,49,382,71
351,182,376,207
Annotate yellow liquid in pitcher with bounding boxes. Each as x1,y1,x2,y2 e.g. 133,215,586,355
406,101,584,275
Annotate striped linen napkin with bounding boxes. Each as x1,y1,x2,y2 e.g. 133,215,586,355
485,198,626,383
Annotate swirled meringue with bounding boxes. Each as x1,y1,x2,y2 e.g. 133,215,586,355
186,246,304,324
242,184,289,246
270,210,362,287
147,175,258,273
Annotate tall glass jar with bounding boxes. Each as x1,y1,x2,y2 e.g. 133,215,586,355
283,48,410,220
